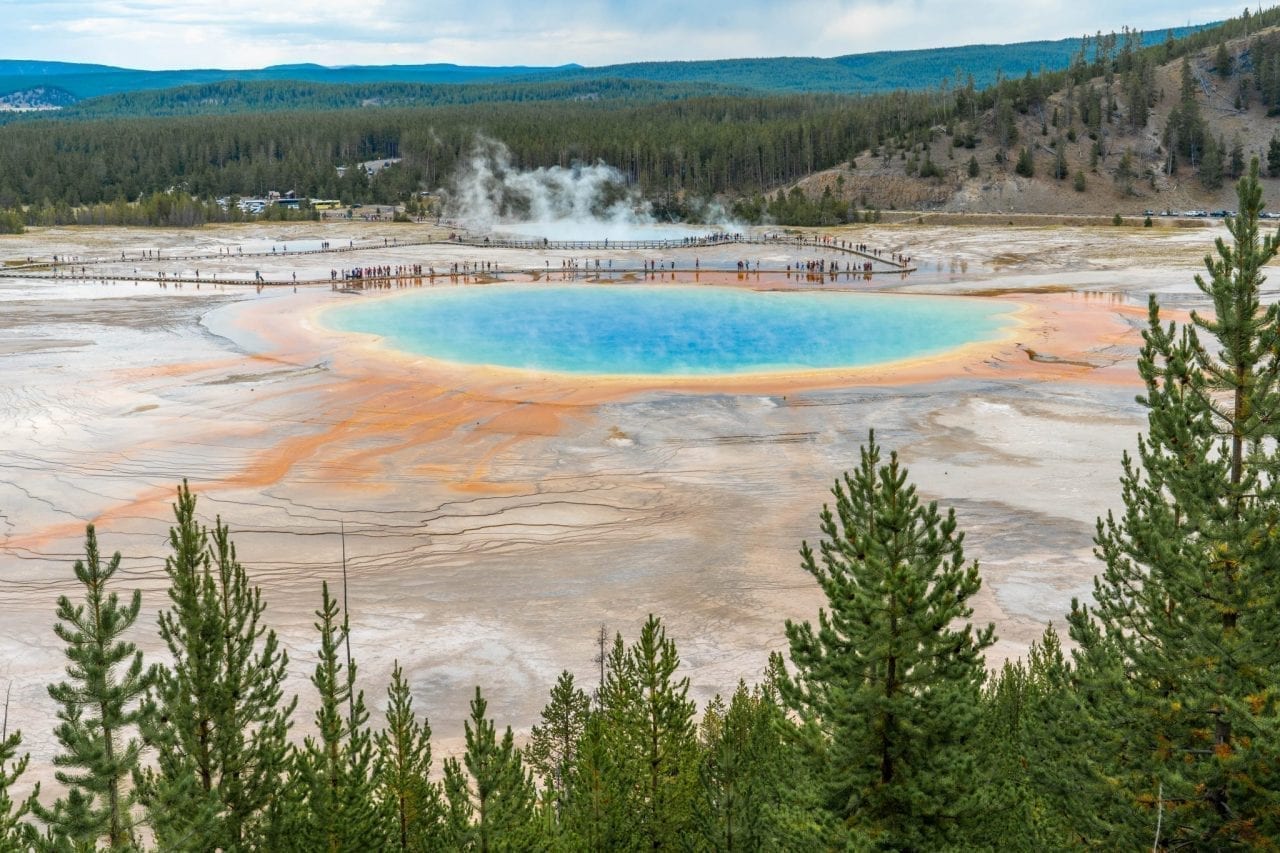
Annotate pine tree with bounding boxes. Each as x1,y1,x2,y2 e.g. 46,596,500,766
1127,58,1152,128
966,154,979,178
1052,141,1068,180
35,526,154,850
445,686,538,851
696,671,824,851
1268,134,1280,178
525,670,590,820
1201,134,1225,189
375,662,444,851
974,660,1036,848
1168,58,1206,167
559,713,625,850
598,615,700,850
1069,160,1280,846
1230,135,1246,179
1216,40,1234,77
295,581,386,851
972,627,1102,849
441,757,474,849
0,729,38,848
1114,149,1136,194
138,482,295,851
1014,146,1034,177
778,434,996,849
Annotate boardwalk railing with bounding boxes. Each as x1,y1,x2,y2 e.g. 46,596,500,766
0,233,910,280
448,235,908,268
453,237,745,251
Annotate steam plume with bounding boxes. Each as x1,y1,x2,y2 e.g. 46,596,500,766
444,137,703,241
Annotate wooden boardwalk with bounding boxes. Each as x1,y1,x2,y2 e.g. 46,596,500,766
451,234,908,268
0,233,912,287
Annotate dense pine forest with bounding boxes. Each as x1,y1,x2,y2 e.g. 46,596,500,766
0,7,1276,231
3,163,1280,849
51,78,744,121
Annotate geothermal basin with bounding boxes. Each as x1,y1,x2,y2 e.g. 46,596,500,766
0,219,1228,779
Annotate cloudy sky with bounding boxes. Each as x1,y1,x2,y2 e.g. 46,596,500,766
0,1,1248,69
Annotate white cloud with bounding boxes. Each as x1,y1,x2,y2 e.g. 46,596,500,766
0,0,1249,68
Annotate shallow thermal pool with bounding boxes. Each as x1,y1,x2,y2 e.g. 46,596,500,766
326,285,1017,376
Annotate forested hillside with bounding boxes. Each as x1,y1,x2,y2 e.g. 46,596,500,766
542,25,1206,94
0,94,917,211
763,7,1280,221
0,9,1274,231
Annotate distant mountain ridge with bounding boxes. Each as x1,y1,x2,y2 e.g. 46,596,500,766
533,28,1206,93
0,61,581,106
0,23,1208,107
0,60,122,76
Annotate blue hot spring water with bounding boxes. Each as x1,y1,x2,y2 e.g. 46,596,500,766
326,285,1015,376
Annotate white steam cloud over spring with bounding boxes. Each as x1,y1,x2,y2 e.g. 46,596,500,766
443,138,719,241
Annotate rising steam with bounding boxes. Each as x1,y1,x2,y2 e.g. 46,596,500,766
443,137,707,241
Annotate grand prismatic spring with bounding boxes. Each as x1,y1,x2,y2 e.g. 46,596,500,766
325,285,1017,375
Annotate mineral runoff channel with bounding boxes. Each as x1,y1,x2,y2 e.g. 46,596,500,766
0,220,1229,772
